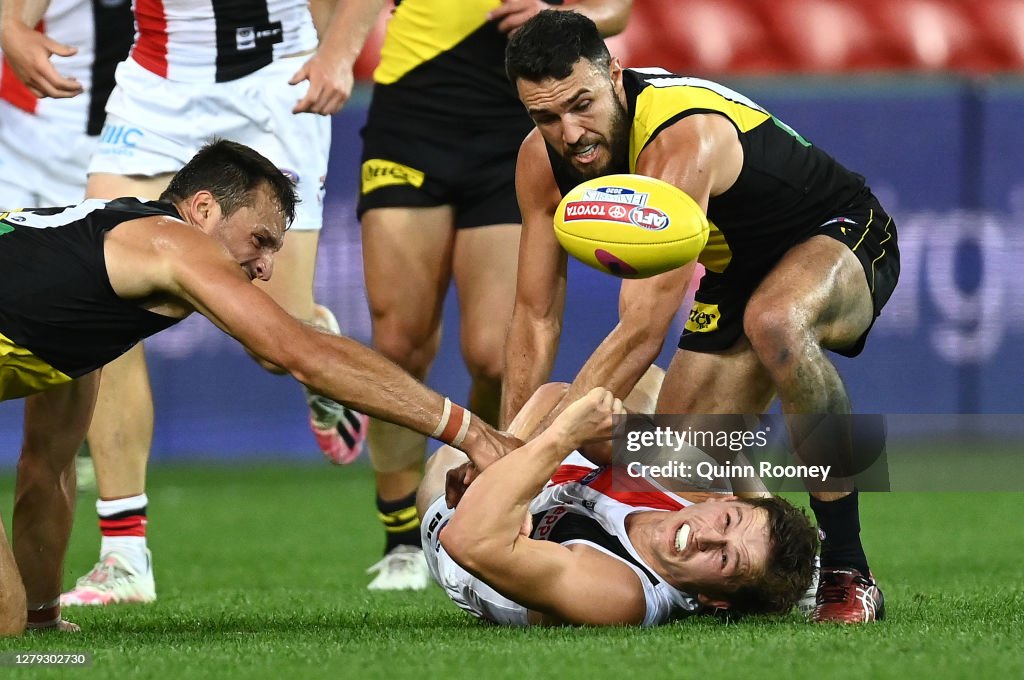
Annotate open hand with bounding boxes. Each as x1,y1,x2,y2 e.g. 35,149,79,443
0,21,82,98
289,52,354,115
487,0,549,36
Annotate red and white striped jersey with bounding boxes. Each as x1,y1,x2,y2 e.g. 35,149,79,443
0,0,132,134
526,456,702,626
131,0,317,82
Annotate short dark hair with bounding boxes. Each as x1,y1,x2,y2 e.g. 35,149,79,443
506,10,611,83
726,497,820,616
160,139,298,227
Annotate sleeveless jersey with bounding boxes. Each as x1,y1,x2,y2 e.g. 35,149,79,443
525,460,701,626
433,456,699,626
0,198,182,399
131,0,317,82
0,0,133,134
548,68,868,276
371,0,560,124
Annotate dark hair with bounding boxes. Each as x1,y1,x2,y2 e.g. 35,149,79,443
160,139,298,227
725,497,819,616
506,10,611,83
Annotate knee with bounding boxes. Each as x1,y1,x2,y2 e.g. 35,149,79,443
372,320,440,375
16,446,67,485
461,333,505,386
743,303,813,372
0,583,27,637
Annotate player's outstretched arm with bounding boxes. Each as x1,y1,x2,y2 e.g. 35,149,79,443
0,0,82,98
291,0,388,114
443,389,644,624
108,217,518,469
500,131,569,428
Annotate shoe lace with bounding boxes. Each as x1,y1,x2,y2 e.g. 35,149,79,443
366,548,421,575
817,571,872,605
76,558,133,589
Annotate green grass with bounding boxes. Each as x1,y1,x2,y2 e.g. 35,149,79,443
0,464,1022,679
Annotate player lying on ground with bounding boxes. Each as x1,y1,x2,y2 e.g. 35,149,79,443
0,140,516,636
417,381,818,626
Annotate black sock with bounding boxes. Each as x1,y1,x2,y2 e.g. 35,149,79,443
809,491,870,575
377,492,421,554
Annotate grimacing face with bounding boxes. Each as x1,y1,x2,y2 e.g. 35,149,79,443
516,58,631,179
646,497,772,603
208,185,286,282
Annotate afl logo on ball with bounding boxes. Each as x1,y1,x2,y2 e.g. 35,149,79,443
628,206,670,230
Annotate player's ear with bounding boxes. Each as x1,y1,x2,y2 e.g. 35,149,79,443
697,593,731,610
609,57,623,85
188,190,220,225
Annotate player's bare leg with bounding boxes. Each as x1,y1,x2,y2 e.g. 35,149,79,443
658,338,776,497
0,519,27,635
362,204,454,589
452,223,521,425
744,235,883,622
15,373,99,631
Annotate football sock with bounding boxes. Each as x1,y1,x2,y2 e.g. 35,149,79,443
377,492,421,554
809,490,870,576
97,494,150,575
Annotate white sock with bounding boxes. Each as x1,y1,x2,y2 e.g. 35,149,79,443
97,494,150,575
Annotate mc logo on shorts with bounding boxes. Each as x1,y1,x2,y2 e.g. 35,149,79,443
99,124,142,149
361,159,425,194
685,301,720,333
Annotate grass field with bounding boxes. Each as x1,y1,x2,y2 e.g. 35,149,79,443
0,463,1022,679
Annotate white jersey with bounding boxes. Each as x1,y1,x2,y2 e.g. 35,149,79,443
130,0,317,82
0,0,132,205
0,0,132,132
422,454,702,627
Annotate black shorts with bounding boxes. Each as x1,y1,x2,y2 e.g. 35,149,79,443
357,97,534,229
678,192,899,358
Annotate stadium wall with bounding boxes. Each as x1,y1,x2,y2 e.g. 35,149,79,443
0,77,1021,464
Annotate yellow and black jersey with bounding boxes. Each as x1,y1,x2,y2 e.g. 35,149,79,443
371,0,561,125
548,68,869,276
0,199,181,400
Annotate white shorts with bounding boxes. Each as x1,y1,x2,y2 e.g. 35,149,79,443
89,57,330,231
421,495,529,626
0,100,94,207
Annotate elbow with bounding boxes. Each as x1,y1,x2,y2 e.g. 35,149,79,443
268,334,320,389
439,521,480,571
440,518,498,574
595,1,633,37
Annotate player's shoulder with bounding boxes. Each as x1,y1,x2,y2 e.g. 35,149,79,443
516,130,560,204
517,128,549,168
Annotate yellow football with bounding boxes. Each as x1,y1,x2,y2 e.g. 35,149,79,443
553,174,709,278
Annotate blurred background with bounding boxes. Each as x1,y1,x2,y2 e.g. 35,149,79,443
1,0,1022,465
